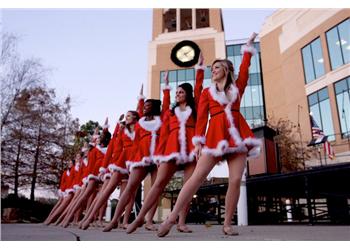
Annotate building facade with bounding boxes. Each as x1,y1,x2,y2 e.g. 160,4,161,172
260,9,350,166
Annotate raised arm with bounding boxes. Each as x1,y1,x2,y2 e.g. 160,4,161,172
137,84,145,118
161,71,171,117
194,52,205,110
192,89,209,146
236,32,258,95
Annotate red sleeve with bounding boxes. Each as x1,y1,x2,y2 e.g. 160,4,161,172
87,148,97,173
161,87,171,119
59,170,66,191
112,123,120,138
193,89,209,146
111,130,123,162
137,96,145,118
236,52,252,96
156,110,170,155
128,124,140,162
100,138,115,172
194,66,205,111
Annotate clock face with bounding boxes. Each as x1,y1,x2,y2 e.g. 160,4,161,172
171,40,200,67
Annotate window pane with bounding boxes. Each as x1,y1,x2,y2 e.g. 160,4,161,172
243,86,252,107
186,69,194,80
310,104,321,129
178,69,186,81
227,46,234,57
180,9,192,31
233,45,241,55
338,19,350,64
160,71,165,84
318,87,329,102
302,45,315,83
163,9,177,32
335,79,348,95
169,70,177,82
308,92,318,106
196,9,209,28
311,38,325,78
326,27,344,70
319,99,335,141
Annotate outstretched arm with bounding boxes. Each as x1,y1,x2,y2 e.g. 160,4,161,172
137,84,145,118
194,52,205,110
236,32,258,95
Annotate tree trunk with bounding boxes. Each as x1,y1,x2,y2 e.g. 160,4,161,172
30,121,42,202
14,122,24,198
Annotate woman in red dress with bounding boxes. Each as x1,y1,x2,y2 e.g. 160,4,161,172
126,59,205,234
157,32,261,237
103,86,170,232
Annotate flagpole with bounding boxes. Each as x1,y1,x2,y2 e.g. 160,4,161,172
342,90,350,150
298,105,306,169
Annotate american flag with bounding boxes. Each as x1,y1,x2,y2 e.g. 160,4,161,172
310,113,335,160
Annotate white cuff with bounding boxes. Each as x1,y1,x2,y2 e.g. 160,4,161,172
194,64,206,71
137,95,146,101
241,44,257,56
99,167,106,174
162,85,172,90
192,136,206,146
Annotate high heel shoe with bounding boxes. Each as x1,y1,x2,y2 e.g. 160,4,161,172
103,222,117,232
126,219,144,234
176,225,193,233
157,219,175,237
144,223,157,231
222,226,239,236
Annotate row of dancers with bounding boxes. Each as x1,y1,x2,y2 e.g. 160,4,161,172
44,32,261,237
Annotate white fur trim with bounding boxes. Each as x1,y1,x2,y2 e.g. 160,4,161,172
83,158,88,166
242,137,262,159
202,140,248,157
192,136,206,146
137,95,146,101
194,64,206,71
65,188,75,194
224,102,243,145
108,163,129,175
138,116,162,132
127,156,153,170
241,44,257,56
99,167,106,174
208,84,239,105
74,163,80,172
162,85,172,90
96,145,107,154
124,128,135,141
175,106,192,163
73,185,82,191
87,174,100,181
66,169,70,177
82,177,88,185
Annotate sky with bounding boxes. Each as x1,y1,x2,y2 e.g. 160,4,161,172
2,8,276,181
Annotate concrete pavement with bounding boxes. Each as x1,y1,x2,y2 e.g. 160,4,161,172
1,223,350,241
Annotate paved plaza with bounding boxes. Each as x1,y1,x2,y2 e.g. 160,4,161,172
1,223,349,241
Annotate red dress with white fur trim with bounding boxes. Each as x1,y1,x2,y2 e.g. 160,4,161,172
192,45,261,159
108,128,135,175
153,66,204,165
87,145,107,181
126,88,170,170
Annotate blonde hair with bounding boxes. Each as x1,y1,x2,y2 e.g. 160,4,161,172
211,59,235,95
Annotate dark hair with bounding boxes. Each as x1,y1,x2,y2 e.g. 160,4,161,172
211,59,234,95
126,110,140,132
100,130,111,147
145,99,161,116
171,82,196,119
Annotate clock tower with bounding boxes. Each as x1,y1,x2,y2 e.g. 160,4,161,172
147,8,226,99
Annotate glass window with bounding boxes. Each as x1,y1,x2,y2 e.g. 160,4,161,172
308,88,335,141
163,9,177,33
186,69,194,80
326,19,350,70
227,46,234,57
334,77,350,138
180,9,192,31
178,69,186,81
302,37,325,84
196,9,209,28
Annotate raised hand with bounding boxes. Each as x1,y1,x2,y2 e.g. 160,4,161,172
198,52,204,66
118,114,125,122
247,32,258,46
164,71,169,86
140,84,144,96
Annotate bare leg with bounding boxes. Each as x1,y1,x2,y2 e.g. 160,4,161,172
144,167,159,230
61,180,97,228
103,167,148,232
177,162,196,232
127,162,177,233
222,153,246,235
81,172,123,230
45,194,74,225
157,154,219,237
44,197,63,224
121,189,137,229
